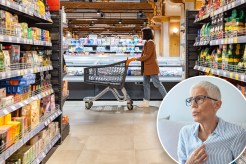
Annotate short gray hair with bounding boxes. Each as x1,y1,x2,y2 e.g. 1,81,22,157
190,81,221,100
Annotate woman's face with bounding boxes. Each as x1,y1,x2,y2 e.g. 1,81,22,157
190,87,219,124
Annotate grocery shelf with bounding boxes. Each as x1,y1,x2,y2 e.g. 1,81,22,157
31,133,61,164
0,34,52,46
194,14,210,23
0,0,52,23
64,75,182,82
211,0,246,17
0,65,53,80
0,109,62,163
0,88,54,117
193,40,210,46
194,65,246,82
210,35,246,45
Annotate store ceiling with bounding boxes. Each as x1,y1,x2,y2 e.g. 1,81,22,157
60,1,153,35
60,0,183,36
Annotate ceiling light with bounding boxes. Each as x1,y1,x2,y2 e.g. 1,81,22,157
173,27,179,34
118,19,122,24
97,10,100,15
100,12,104,18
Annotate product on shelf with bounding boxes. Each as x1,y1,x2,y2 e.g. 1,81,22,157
3,45,20,65
224,9,245,38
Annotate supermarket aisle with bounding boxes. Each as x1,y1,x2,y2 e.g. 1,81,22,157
46,101,175,164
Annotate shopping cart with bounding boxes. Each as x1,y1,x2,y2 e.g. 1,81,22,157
83,59,135,110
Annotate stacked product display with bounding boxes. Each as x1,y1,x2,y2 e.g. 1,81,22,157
67,36,144,57
0,10,51,43
188,1,246,97
0,0,64,163
6,122,59,164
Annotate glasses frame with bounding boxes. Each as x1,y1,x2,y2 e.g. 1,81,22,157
185,95,218,107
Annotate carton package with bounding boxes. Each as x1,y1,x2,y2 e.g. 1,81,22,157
7,121,20,142
0,129,7,153
0,88,6,99
29,100,40,129
0,125,15,148
0,95,14,108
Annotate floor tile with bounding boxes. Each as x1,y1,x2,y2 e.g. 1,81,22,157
76,150,135,164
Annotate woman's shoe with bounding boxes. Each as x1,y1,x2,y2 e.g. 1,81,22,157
138,99,150,108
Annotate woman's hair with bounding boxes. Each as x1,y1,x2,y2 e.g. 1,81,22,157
190,81,221,100
142,27,154,40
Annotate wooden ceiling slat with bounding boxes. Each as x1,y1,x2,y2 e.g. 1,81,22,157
61,2,153,10
71,19,145,24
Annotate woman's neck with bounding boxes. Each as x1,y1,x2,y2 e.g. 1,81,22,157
198,117,218,141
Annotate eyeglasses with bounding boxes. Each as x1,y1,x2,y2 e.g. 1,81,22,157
185,95,218,107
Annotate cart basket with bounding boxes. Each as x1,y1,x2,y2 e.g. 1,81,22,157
84,60,128,90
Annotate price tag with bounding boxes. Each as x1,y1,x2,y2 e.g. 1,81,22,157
34,67,38,73
224,38,228,44
224,5,227,10
241,0,245,4
221,39,224,44
233,37,238,43
229,72,233,78
223,71,227,77
205,68,211,73
240,74,245,81
0,35,3,41
219,8,223,13
216,40,219,45
6,1,10,6
20,70,24,75
235,73,239,80
232,2,235,7
228,3,232,9
2,109,8,115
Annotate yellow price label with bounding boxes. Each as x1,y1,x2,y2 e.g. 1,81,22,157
33,68,37,73
224,39,228,44
235,73,239,80
229,72,233,78
233,37,238,43
205,68,211,73
20,70,24,75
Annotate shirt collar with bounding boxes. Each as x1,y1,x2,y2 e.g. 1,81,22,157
192,117,225,137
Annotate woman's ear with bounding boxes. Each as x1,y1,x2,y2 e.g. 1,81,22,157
214,100,222,111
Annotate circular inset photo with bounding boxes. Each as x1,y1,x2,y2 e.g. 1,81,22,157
157,76,246,164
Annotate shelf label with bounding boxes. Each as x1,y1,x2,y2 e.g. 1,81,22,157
6,1,10,6
20,70,24,75
224,39,228,44
229,72,233,78
228,3,232,9
232,2,235,7
240,74,245,81
216,40,219,45
205,68,211,73
233,37,238,43
241,0,245,4
235,73,239,80
221,39,224,44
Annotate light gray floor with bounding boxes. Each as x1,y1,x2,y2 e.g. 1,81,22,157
46,101,176,164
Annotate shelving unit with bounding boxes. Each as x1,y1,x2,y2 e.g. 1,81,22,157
49,8,70,143
0,109,62,163
0,1,63,163
0,0,52,23
186,2,246,95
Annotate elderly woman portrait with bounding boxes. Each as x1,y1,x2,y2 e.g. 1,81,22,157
177,81,246,164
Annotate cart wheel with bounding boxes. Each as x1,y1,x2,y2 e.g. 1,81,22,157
127,100,133,110
127,104,133,110
85,101,93,110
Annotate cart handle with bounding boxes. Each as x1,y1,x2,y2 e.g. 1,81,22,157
126,58,136,66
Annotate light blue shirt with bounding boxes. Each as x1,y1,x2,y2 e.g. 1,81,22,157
177,117,246,164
